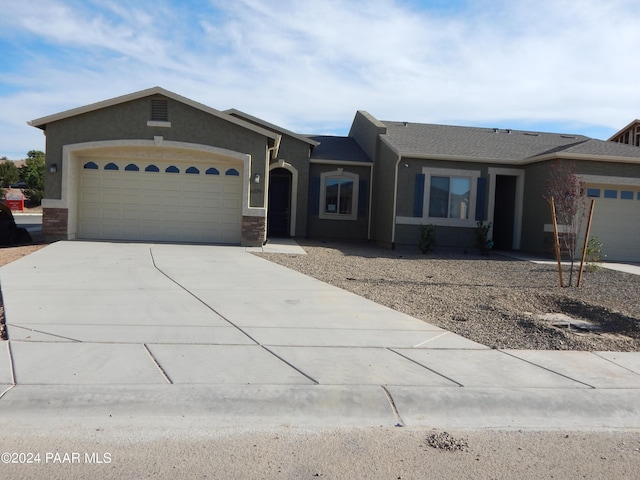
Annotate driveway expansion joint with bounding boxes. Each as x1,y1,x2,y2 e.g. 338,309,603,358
260,345,319,385
6,341,16,385
388,348,464,387
148,246,260,345
143,344,173,384
499,349,596,389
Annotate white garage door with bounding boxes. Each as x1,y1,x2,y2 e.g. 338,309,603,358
78,159,242,243
585,184,640,262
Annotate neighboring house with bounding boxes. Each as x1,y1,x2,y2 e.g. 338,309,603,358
29,87,640,262
609,119,640,147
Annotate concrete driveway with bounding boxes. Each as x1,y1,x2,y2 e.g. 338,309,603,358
1,241,640,430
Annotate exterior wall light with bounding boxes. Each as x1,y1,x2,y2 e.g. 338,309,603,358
253,173,260,184
49,164,58,174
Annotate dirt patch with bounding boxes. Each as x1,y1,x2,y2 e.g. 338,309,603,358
0,244,47,267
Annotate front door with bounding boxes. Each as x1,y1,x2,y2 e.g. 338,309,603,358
268,169,291,237
492,175,517,250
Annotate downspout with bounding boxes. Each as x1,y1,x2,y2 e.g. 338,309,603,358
391,153,402,248
367,163,374,241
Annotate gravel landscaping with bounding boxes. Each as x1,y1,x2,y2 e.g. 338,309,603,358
254,239,640,351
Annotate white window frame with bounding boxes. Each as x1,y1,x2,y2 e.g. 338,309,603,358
319,169,359,221
422,167,479,227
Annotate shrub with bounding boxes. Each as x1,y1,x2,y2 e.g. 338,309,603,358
475,221,492,255
418,224,437,253
585,237,604,273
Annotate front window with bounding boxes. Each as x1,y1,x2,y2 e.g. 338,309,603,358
319,170,359,220
325,177,354,215
428,176,470,219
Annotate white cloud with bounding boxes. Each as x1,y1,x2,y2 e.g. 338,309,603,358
2,0,640,157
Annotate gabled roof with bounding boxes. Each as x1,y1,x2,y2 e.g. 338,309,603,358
28,86,279,140
224,108,319,147
308,135,372,163
381,121,640,164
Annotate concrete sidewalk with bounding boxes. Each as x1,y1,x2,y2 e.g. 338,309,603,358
1,241,639,431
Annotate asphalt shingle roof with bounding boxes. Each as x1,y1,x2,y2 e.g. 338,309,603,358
309,135,372,163
381,121,640,163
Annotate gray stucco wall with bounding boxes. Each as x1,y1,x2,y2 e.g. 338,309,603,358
394,224,476,250
42,95,270,207
271,136,311,237
370,140,398,246
349,111,387,165
306,163,371,240
521,158,640,254
392,157,488,249
395,158,487,217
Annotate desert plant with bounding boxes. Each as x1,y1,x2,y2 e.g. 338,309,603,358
475,221,492,255
585,237,604,272
418,224,437,253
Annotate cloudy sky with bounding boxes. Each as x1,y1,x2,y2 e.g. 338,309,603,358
1,0,639,159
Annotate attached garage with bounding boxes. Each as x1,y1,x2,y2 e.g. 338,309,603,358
585,183,640,262
77,157,243,244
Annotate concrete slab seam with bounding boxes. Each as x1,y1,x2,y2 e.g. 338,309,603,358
0,384,14,400
260,346,319,385
412,331,450,348
499,350,596,389
143,344,173,384
8,324,81,342
6,341,16,385
593,352,640,376
380,385,404,426
148,246,260,345
388,348,464,387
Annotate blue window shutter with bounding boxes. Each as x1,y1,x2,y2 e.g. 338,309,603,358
414,174,425,217
358,179,368,218
310,176,320,215
475,177,486,221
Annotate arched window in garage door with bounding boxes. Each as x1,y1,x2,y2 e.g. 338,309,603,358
186,166,200,174
104,163,119,171
226,168,239,176
205,168,220,175
165,166,179,173
83,161,98,170
145,165,159,172
125,163,140,171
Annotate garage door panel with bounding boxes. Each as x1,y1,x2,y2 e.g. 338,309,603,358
78,158,242,244
586,185,640,262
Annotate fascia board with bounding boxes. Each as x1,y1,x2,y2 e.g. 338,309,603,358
522,152,640,165
225,108,319,146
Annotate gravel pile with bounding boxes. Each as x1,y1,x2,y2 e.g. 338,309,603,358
254,239,640,351
425,432,469,451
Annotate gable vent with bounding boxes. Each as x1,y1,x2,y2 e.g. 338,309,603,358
151,99,168,121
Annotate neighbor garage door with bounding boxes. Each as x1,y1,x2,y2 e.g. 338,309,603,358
78,158,242,243
585,184,640,262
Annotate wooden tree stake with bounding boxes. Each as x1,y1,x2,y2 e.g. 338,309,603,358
550,197,564,287
577,199,596,288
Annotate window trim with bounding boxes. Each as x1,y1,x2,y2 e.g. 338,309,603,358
319,169,359,221
421,167,479,227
